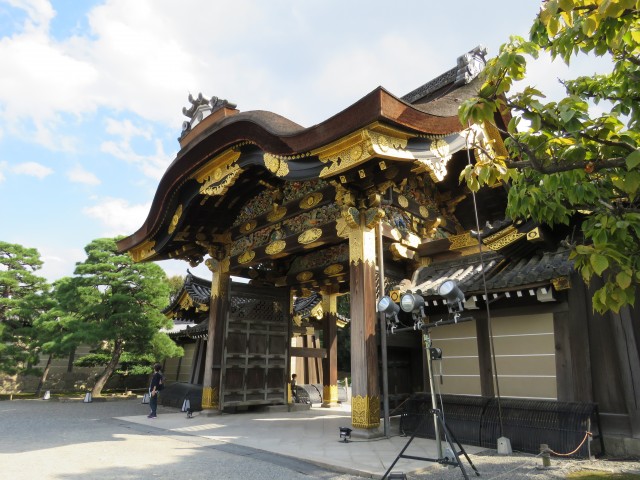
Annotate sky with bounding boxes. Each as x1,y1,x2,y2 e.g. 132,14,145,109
0,0,582,283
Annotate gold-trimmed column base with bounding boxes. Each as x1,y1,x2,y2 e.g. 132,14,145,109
321,385,339,408
201,386,219,413
351,394,380,429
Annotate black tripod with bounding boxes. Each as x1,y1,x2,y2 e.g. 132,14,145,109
382,322,480,479
381,406,479,479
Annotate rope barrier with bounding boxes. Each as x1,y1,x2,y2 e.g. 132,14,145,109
547,431,592,457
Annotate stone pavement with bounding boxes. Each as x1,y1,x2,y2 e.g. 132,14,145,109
118,401,484,478
0,396,483,479
4,397,638,479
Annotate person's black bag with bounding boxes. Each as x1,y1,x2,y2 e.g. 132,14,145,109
157,375,164,391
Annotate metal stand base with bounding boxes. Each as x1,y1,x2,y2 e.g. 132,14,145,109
382,408,480,480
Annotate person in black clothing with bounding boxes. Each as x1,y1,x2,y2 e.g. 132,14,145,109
148,363,163,418
290,373,298,403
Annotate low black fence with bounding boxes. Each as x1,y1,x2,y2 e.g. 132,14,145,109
399,394,603,458
159,383,203,411
294,383,350,405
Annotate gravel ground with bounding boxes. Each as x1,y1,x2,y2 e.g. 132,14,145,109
403,450,640,479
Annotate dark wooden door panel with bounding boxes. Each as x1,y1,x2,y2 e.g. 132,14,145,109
221,284,289,407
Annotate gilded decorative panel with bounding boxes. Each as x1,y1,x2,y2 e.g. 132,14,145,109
351,395,380,429
202,386,219,409
315,125,412,178
129,240,156,263
193,149,243,197
288,244,348,275
348,226,376,266
448,232,478,250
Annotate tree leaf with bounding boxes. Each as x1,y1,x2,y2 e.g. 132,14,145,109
616,271,632,290
626,150,640,170
590,254,609,275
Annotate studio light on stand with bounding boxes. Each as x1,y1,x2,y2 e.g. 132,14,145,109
382,281,480,480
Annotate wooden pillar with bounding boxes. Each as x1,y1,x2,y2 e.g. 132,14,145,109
611,306,640,438
201,256,230,413
349,223,380,430
322,289,339,407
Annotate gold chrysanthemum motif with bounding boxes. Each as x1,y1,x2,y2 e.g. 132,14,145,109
398,195,409,208
296,271,313,282
299,192,323,209
323,264,344,276
242,220,257,233
265,240,286,255
237,250,255,264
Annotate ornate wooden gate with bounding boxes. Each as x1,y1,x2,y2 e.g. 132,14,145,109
221,284,289,408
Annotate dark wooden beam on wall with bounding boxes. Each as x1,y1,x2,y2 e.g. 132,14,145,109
290,347,327,358
475,316,495,397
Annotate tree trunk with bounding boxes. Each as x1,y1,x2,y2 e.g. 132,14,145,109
91,340,123,397
35,354,53,397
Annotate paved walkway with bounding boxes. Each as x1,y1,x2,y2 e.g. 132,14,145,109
119,402,483,478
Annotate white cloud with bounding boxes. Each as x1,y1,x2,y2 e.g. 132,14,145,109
38,245,85,282
82,197,151,236
11,161,53,178
0,161,6,183
66,164,101,185
104,118,152,141
5,0,56,31
100,117,173,179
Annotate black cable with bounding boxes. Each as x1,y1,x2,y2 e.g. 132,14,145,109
465,125,505,437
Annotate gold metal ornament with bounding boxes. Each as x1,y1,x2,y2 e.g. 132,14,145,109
129,240,156,262
299,192,323,210
237,250,256,264
265,240,286,255
263,153,290,177
296,271,313,282
298,228,322,245
168,204,183,234
267,206,287,222
323,264,344,276
242,220,257,233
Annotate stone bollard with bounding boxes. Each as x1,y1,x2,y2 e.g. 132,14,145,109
540,444,551,467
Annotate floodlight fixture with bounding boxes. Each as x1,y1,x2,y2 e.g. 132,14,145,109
378,295,401,334
378,296,400,316
339,426,352,442
438,279,465,313
399,292,425,314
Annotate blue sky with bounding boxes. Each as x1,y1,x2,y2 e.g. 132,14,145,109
0,0,550,282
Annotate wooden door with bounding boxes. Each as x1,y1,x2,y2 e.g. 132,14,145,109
221,284,289,407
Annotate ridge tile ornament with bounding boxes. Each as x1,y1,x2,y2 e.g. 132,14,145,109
180,93,237,139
